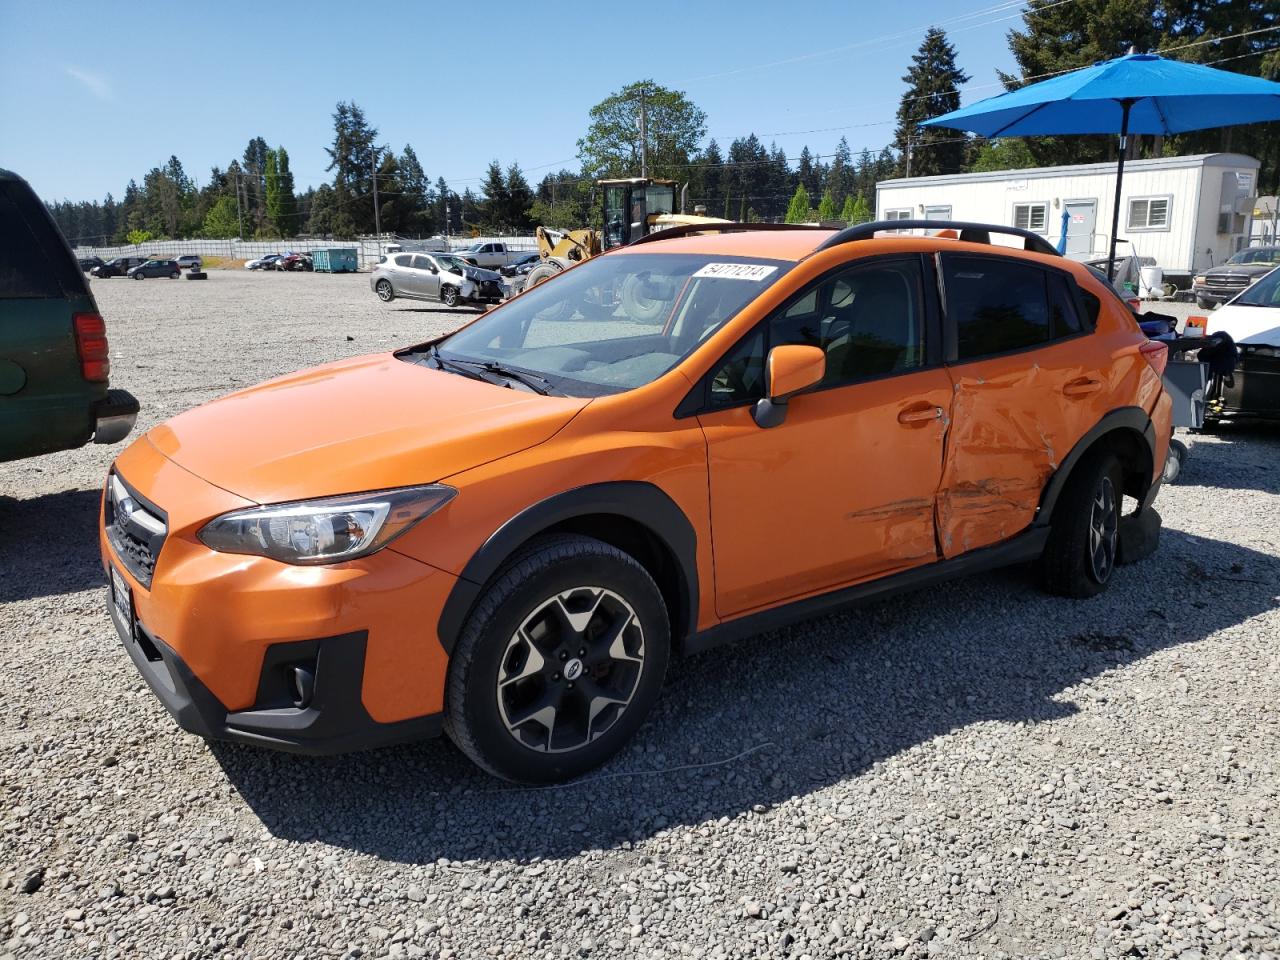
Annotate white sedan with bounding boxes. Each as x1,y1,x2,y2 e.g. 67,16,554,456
1203,265,1280,421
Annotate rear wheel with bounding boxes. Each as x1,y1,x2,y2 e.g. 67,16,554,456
375,279,394,302
444,534,670,783
131,272,143,280
169,271,180,279
1039,451,1124,598
1162,438,1188,484
1196,296,1212,310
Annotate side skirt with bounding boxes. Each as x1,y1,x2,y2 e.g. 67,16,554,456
685,527,1050,657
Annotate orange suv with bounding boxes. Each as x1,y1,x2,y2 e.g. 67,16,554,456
101,221,1172,782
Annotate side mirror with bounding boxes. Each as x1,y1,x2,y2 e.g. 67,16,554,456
753,344,825,428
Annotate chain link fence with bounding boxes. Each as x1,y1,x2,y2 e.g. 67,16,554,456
72,234,539,269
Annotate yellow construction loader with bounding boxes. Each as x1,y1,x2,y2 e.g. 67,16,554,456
523,178,726,290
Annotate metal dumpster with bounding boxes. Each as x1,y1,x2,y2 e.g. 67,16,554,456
311,248,358,273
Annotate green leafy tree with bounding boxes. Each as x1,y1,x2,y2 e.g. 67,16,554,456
968,138,1040,172
816,188,838,222
784,184,812,224
529,170,591,230
202,196,239,238
126,228,152,246
578,80,706,180
895,28,970,177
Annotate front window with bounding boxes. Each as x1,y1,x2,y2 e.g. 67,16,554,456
426,252,790,396
1233,268,1280,307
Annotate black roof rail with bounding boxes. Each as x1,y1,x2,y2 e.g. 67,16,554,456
626,221,832,247
813,220,1061,257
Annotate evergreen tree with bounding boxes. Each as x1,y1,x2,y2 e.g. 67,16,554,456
529,170,590,230
264,149,281,236
479,160,510,231
275,148,296,235
398,145,431,233
845,192,873,223
894,28,970,177
505,163,533,231
796,147,820,199
324,102,379,235
307,184,339,236
784,183,812,224
967,138,1039,172
695,139,724,208
826,137,853,205
816,188,838,221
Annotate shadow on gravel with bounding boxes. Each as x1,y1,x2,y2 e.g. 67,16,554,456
214,524,1280,867
0,488,104,603
1180,422,1280,494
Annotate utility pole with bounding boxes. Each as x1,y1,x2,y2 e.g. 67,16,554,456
639,85,649,180
371,148,382,249
905,137,913,179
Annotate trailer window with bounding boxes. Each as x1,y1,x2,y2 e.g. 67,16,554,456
1128,196,1170,231
1013,202,1048,233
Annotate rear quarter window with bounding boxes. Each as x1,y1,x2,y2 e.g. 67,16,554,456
0,180,87,299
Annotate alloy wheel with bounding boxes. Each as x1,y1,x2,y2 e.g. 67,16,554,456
1088,475,1119,583
496,587,645,754
376,280,393,302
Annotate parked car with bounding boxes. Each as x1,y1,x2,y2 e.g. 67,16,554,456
1204,264,1280,420
1192,246,1280,308
499,252,541,277
245,254,283,271
277,253,313,272
90,256,147,279
102,220,1171,782
78,255,105,273
174,255,203,271
459,241,526,271
1,168,138,463
126,259,182,280
370,252,503,307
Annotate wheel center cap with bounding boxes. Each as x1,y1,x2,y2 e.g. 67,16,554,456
563,658,584,681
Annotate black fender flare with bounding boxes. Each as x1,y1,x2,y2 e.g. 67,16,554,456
1034,405,1157,526
436,481,699,655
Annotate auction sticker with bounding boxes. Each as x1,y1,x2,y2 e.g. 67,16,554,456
692,263,778,281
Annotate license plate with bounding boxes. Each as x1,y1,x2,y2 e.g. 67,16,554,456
110,565,133,628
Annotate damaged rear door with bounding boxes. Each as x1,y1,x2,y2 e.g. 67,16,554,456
936,253,1100,557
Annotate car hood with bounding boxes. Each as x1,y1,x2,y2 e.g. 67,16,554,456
461,264,501,282
1206,303,1280,346
146,353,589,503
1207,264,1276,279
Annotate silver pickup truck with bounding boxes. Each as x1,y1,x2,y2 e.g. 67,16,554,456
458,241,526,271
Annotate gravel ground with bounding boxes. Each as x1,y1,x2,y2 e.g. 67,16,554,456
2,271,1279,960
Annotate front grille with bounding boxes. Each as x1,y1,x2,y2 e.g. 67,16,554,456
104,472,168,588
479,280,502,299
1206,274,1250,288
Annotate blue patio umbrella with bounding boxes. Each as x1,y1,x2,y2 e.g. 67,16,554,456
922,52,1280,277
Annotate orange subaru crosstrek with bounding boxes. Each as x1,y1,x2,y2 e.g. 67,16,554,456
102,221,1172,782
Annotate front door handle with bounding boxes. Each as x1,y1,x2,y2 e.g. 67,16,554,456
1063,377,1103,397
898,403,943,425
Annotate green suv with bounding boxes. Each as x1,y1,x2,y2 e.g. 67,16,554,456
0,169,138,462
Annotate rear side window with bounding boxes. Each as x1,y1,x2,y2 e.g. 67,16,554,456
943,255,1084,361
0,180,86,299
394,254,412,267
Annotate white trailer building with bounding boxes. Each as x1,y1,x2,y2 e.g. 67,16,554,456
875,153,1259,285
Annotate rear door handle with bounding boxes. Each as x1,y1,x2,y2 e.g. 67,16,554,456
898,403,943,425
1063,378,1103,397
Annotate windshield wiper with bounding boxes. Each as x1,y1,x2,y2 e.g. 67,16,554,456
426,344,506,387
428,346,558,395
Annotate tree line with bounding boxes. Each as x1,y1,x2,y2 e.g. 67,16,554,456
48,0,1278,246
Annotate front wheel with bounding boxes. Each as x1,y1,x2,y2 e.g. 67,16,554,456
441,285,460,308
375,279,394,302
444,534,670,783
131,272,143,280
1039,451,1124,598
1196,296,1212,310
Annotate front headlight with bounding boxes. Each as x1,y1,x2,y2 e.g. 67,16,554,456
1194,275,1207,285
198,485,455,564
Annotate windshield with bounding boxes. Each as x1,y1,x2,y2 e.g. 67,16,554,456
432,252,790,396
436,255,468,272
1234,267,1280,307
1228,248,1280,265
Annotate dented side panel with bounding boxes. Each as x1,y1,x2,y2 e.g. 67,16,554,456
699,369,953,618
937,319,1157,558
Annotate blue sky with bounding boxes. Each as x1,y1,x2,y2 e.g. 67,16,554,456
0,0,1028,204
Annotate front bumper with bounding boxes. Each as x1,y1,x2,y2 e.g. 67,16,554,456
108,601,442,754
1193,282,1250,304
93,389,139,445
100,437,458,754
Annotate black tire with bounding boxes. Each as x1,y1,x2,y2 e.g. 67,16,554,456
1196,297,1212,310
441,285,460,308
185,271,207,280
375,279,394,302
169,271,180,279
131,272,143,280
1039,451,1124,599
444,534,670,783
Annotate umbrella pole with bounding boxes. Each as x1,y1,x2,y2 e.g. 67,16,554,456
1106,99,1135,282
